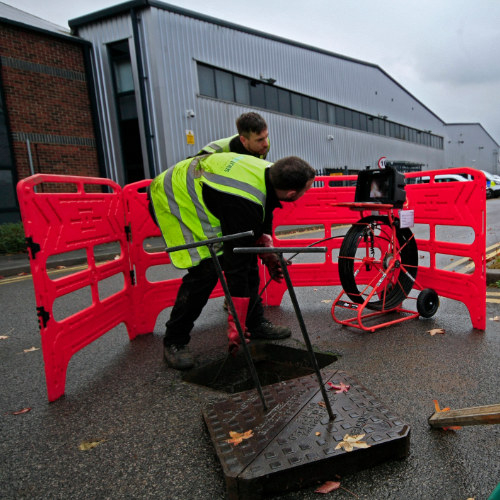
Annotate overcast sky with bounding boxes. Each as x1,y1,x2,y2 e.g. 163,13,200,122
7,0,500,143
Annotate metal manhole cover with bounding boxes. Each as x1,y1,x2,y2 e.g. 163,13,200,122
204,370,410,499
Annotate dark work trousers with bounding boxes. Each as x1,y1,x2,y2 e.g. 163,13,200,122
164,255,265,347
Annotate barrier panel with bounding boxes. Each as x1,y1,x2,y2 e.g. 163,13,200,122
267,167,486,330
17,168,486,401
122,180,225,337
16,175,137,401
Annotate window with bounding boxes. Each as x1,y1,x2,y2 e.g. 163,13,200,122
327,104,336,125
198,65,216,97
249,81,265,108
278,89,291,114
195,62,444,150
318,101,327,123
234,76,250,104
215,70,234,101
336,106,345,126
291,93,302,117
265,85,279,111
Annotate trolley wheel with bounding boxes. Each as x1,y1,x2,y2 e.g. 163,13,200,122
417,288,439,318
338,215,418,310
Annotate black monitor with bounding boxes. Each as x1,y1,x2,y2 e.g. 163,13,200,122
354,166,406,207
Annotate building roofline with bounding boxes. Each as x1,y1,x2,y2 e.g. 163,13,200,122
69,0,445,125
0,16,91,46
446,122,499,147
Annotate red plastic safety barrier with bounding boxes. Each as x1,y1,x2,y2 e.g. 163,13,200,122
17,167,486,401
266,167,486,330
16,175,136,401
122,180,225,336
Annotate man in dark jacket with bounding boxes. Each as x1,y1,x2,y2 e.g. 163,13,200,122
149,152,315,370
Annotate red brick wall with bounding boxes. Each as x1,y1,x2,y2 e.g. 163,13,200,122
0,23,101,188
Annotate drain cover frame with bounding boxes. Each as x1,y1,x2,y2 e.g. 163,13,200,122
204,370,410,499
183,342,338,393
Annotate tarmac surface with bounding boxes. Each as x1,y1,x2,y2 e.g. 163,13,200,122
0,249,499,499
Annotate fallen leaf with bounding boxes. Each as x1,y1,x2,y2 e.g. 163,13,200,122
321,299,332,304
0,335,9,340
327,381,350,393
23,346,40,353
335,433,371,452
489,316,499,321
433,400,462,431
315,432,321,436
17,272,28,276
427,328,445,336
315,481,341,494
79,439,106,451
12,408,31,415
225,429,254,446
56,265,66,269
318,401,326,408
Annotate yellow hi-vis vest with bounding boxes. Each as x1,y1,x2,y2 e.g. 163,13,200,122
198,134,270,159
150,153,270,269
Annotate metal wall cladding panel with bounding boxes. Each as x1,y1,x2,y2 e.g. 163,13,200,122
142,8,446,171
444,124,499,172
77,7,447,179
78,15,135,183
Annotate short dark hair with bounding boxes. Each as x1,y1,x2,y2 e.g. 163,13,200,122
269,156,316,190
236,112,267,138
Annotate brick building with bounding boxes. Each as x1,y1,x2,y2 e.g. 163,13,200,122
0,3,103,223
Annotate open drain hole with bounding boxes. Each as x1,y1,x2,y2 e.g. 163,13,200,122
182,342,338,393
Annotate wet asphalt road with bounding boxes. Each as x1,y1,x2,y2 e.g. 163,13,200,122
1,268,499,499
0,198,499,499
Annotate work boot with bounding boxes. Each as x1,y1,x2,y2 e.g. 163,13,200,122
164,344,194,370
249,320,291,340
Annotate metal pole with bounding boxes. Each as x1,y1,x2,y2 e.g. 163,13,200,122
277,253,336,421
234,246,336,420
165,231,268,411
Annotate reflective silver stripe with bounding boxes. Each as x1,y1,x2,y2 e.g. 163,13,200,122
202,172,266,206
163,165,199,264
206,141,223,152
186,158,221,240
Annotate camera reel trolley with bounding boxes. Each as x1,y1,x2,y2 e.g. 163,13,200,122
332,166,439,332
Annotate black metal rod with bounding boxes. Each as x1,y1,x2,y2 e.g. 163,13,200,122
163,231,267,411
165,231,254,253
235,246,335,421
277,253,336,421
235,247,327,254
207,245,267,411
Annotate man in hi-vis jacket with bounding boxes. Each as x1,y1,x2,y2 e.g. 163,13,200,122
197,111,270,159
149,152,315,370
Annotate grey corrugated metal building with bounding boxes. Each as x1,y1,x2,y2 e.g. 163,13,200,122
69,0,499,184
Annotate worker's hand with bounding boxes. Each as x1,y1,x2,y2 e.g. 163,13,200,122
260,253,291,283
256,233,273,248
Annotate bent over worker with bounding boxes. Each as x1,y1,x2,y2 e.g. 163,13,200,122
197,111,270,159
149,152,316,370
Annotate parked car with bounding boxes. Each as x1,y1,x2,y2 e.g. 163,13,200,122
420,174,469,183
481,170,500,198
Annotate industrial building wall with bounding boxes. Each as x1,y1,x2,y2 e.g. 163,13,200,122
75,4,448,182
143,6,446,173
444,123,499,174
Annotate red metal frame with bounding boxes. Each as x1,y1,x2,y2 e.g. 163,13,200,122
330,203,421,332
